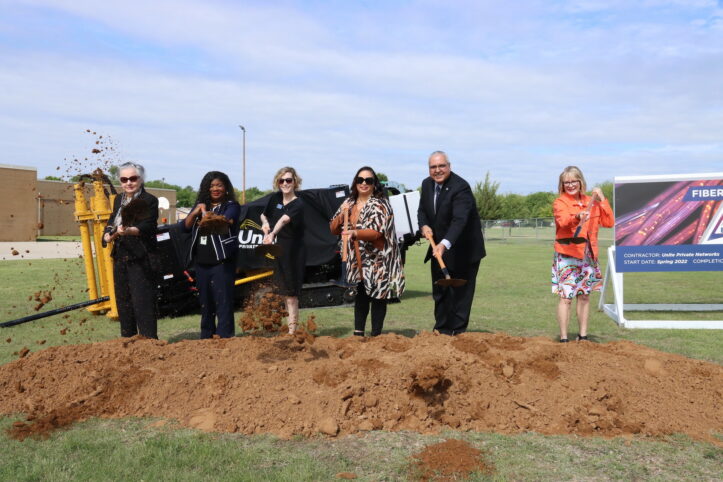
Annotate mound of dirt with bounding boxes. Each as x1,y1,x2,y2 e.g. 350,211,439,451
0,332,721,442
409,439,493,480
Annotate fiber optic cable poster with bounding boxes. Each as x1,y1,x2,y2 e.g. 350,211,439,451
615,173,723,272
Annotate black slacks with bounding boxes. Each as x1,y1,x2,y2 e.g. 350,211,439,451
431,258,480,335
196,260,236,339
354,282,387,336
113,257,158,339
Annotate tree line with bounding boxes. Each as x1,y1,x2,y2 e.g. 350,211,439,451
45,169,613,217
472,172,614,221
45,169,272,207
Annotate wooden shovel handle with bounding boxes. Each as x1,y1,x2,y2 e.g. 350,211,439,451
341,207,349,262
573,192,599,237
424,232,448,270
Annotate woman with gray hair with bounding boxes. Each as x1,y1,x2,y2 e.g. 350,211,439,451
103,162,159,338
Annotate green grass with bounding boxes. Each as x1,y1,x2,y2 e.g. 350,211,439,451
36,236,82,242
3,240,720,364
0,418,720,481
1,239,722,480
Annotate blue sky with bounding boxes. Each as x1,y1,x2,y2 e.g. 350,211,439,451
1,0,721,194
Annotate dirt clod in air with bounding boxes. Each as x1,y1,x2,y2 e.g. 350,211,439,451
30,290,53,311
306,315,318,333
409,439,493,481
11,250,19,256
0,333,721,443
18,347,30,359
239,289,287,333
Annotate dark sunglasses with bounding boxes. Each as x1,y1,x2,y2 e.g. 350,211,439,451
356,176,375,185
120,175,139,183
278,178,294,185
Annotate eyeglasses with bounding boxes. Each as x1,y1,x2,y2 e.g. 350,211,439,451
563,181,580,186
429,163,449,171
356,176,374,185
120,176,139,183
278,178,294,185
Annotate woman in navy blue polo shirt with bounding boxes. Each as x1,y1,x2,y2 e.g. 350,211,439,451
183,171,241,338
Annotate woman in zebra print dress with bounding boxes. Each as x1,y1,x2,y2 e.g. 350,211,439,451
330,166,405,337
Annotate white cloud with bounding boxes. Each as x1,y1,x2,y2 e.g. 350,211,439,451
1,0,722,194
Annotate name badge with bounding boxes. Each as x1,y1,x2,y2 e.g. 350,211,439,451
200,236,207,245
277,203,283,209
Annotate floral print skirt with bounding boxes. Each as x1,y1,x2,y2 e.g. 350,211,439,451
551,247,602,299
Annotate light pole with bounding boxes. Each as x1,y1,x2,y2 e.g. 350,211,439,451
239,125,246,204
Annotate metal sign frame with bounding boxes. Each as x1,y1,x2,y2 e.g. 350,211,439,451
600,246,723,329
601,171,723,329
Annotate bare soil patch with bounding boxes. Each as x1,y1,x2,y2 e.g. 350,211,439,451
0,332,721,443
409,438,493,481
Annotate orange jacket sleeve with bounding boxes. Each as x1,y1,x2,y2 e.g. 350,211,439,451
596,199,614,228
356,228,384,250
553,197,579,230
330,213,344,235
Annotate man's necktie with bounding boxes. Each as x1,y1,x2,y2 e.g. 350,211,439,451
434,184,441,213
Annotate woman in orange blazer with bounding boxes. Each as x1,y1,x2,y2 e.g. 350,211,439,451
552,166,613,342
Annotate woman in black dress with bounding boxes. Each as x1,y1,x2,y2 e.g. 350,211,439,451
103,162,159,339
260,167,306,334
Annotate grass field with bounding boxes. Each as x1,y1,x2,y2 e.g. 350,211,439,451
1,239,721,480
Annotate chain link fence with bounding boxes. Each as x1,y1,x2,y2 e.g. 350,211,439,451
482,218,613,242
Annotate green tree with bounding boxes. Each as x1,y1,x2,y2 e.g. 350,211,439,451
524,191,556,218
377,172,389,182
144,180,198,208
43,175,62,181
237,187,271,203
498,193,529,219
176,186,197,207
473,171,502,220
108,166,119,183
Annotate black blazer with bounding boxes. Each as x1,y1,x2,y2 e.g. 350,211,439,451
106,188,159,261
417,172,486,268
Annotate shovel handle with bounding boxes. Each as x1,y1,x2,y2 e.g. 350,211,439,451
573,192,599,238
424,232,449,271
341,207,350,262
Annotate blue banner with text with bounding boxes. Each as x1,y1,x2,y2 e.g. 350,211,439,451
616,245,723,272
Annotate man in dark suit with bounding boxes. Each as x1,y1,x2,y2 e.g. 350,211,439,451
417,151,486,335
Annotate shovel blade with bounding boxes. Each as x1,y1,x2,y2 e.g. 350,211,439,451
255,244,283,257
435,278,467,288
331,263,356,289
437,267,467,287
